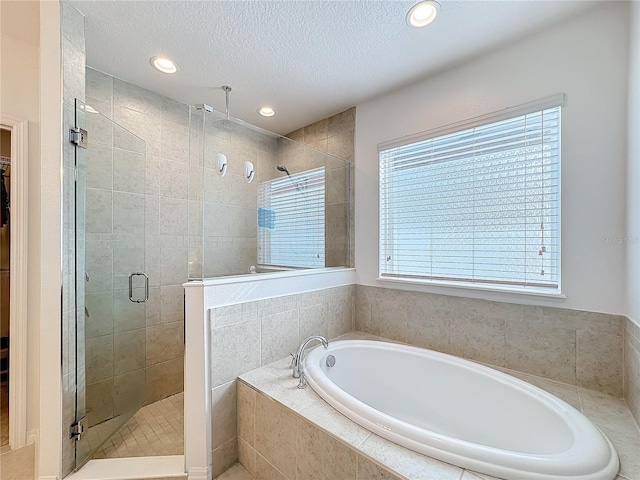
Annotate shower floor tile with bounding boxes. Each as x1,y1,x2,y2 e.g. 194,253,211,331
92,392,183,459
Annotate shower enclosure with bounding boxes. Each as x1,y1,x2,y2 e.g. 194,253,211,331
72,100,148,467
187,106,351,280
68,96,351,468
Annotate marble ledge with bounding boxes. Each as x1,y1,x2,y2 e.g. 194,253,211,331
238,331,640,480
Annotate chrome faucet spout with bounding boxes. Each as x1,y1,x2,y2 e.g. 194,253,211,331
291,335,329,383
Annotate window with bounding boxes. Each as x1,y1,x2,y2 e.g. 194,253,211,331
379,102,561,292
258,167,325,268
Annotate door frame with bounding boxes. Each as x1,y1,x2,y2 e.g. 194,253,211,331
0,113,29,449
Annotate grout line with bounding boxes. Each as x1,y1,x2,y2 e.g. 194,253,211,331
257,451,290,480
356,432,372,449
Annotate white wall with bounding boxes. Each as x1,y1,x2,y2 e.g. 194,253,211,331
2,1,64,477
38,1,63,477
355,4,629,314
627,1,640,325
0,0,42,441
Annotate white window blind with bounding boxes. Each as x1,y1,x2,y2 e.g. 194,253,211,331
379,106,561,291
258,167,325,268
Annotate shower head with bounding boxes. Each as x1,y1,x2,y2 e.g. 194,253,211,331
277,165,303,191
211,86,235,131
222,85,232,117
277,165,290,176
212,119,235,132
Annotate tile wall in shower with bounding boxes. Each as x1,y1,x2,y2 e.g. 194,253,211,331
83,69,357,422
625,318,640,425
85,67,187,405
196,111,354,278
197,120,278,278
285,108,355,268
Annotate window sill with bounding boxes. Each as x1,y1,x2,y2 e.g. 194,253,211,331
376,276,566,300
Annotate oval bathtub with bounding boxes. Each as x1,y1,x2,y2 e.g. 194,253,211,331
303,340,619,480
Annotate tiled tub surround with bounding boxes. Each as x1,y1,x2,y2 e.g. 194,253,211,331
209,285,355,478
237,332,640,480
355,285,624,397
625,318,640,425
302,340,621,479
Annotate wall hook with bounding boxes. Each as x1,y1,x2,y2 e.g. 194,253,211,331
245,161,255,183
217,153,228,177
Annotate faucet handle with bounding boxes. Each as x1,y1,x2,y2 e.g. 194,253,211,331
289,352,296,368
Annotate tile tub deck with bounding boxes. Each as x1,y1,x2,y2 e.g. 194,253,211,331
237,332,640,480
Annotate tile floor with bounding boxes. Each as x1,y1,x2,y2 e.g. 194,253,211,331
0,442,35,480
91,393,183,459
1,382,8,447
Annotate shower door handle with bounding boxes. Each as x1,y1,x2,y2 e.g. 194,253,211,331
128,272,149,303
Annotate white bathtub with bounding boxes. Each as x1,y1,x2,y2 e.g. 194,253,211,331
304,340,619,480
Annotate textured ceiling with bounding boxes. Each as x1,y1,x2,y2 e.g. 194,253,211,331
71,0,594,134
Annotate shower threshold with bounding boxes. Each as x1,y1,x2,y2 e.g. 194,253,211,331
66,455,185,480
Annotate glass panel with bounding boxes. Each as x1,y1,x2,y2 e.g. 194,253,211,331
258,167,326,268
74,100,147,468
188,107,205,280
188,108,351,279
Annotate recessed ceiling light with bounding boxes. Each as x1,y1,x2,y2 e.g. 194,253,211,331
150,56,179,74
406,0,440,28
258,106,276,117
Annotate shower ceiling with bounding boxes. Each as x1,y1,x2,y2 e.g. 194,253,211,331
71,0,594,135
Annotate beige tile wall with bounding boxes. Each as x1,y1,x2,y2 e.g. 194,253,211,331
198,119,278,278
192,106,353,278
194,110,353,278
355,285,624,397
210,285,354,478
286,109,355,162
285,108,355,268
237,382,402,480
85,67,186,408
83,125,148,429
625,318,640,425
262,137,351,270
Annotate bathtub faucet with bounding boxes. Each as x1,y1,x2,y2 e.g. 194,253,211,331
291,335,329,389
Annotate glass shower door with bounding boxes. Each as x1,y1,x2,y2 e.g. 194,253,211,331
73,100,148,467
